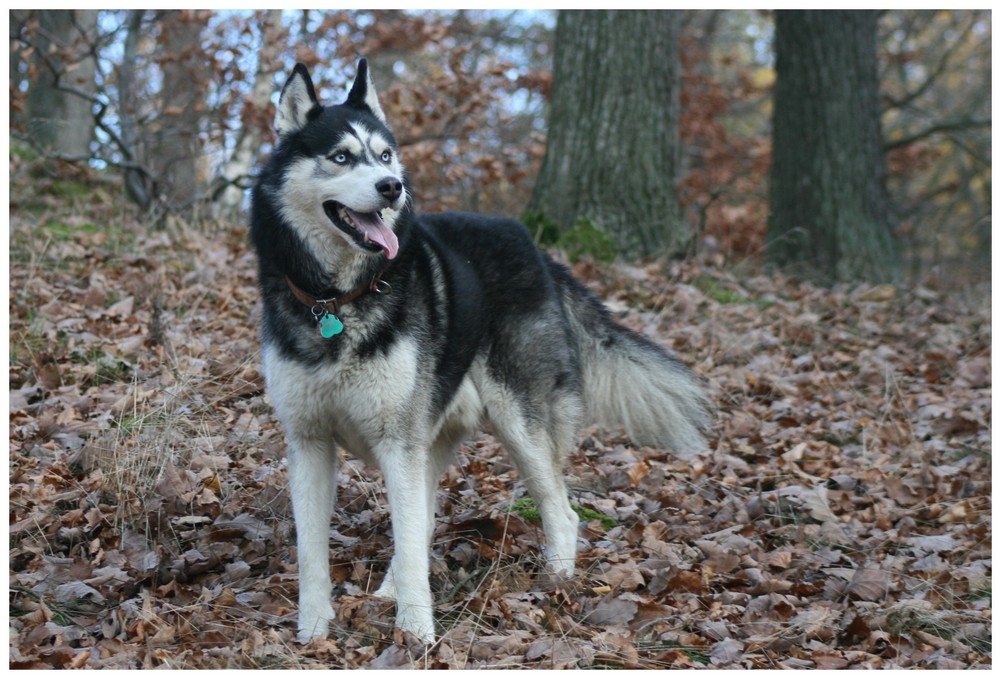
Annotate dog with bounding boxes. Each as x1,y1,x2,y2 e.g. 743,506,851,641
250,59,711,644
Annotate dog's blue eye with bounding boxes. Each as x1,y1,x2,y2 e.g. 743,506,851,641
380,150,392,163
331,152,348,164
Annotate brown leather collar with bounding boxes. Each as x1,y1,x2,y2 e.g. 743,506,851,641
284,273,390,314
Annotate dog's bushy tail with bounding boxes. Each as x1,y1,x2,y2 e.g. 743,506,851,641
550,261,712,458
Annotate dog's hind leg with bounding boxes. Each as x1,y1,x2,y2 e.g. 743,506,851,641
287,437,338,642
375,442,437,642
490,396,581,577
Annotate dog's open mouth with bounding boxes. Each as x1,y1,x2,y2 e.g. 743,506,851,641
323,200,399,260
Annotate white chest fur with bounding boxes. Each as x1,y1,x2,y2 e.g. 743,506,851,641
261,336,424,462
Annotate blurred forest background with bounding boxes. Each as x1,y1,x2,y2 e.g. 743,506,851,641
9,9,992,288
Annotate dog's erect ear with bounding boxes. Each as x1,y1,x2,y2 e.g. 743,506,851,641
276,63,321,136
344,58,387,124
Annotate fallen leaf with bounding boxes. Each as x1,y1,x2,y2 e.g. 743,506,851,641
845,567,890,602
709,637,744,665
54,581,105,604
584,595,638,626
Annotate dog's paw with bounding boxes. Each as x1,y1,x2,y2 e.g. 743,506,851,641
547,559,576,578
296,626,327,644
296,604,334,643
396,606,435,644
373,571,396,600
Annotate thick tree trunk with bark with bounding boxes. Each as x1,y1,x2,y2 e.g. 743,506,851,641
25,10,97,156
529,10,684,259
118,10,154,210
767,10,899,283
149,10,208,209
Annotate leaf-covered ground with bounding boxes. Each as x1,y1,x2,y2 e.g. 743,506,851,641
9,164,992,668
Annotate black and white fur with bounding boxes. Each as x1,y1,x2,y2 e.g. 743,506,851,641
251,60,711,644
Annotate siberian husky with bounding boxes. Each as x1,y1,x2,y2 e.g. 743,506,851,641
250,60,711,643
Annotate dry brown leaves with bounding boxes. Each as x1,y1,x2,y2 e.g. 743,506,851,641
9,167,991,668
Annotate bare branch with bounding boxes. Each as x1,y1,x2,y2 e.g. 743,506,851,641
885,117,991,151
882,16,972,111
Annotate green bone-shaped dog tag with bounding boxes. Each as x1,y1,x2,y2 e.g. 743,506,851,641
319,312,344,338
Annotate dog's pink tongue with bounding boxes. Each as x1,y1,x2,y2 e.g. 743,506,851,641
347,208,399,260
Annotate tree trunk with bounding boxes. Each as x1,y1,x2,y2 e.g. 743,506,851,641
119,9,154,210
528,10,684,259
149,10,209,209
25,10,97,157
766,10,898,283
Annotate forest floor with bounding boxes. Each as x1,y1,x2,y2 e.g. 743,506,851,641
8,161,992,669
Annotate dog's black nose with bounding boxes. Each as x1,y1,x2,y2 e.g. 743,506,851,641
376,177,403,202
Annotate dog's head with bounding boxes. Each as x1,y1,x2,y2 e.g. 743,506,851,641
272,60,407,262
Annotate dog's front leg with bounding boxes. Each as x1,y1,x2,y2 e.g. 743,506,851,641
374,439,453,602
377,446,436,643
287,438,338,642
